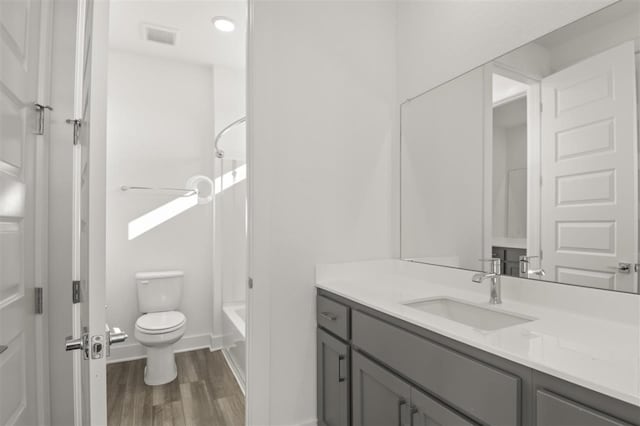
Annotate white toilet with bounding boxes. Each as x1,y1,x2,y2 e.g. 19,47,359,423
134,270,187,386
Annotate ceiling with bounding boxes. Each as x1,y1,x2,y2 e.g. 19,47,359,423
494,97,527,129
536,0,639,49
492,74,528,105
109,0,247,69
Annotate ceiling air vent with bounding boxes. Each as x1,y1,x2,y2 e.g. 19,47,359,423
142,24,179,46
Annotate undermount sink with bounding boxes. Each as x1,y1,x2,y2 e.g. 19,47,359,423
403,297,535,331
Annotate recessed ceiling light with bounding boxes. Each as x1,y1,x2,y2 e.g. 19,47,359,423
212,17,235,33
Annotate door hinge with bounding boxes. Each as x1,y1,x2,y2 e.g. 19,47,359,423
34,103,53,135
66,119,82,145
35,287,43,314
248,277,253,289
540,103,543,113
72,280,81,304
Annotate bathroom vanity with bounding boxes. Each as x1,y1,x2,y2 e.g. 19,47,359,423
315,260,640,426
317,2,640,425
316,287,640,426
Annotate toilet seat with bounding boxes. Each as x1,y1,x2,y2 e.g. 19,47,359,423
136,311,186,334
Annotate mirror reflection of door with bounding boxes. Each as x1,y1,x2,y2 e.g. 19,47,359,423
401,1,640,294
491,42,639,291
539,42,638,293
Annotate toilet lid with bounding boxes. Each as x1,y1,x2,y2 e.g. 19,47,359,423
136,311,186,333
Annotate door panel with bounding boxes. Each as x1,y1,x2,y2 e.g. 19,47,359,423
69,0,109,424
0,0,42,425
352,351,412,426
541,41,638,292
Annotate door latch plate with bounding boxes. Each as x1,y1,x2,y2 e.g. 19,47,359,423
91,335,104,359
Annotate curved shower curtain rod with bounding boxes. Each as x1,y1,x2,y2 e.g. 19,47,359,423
214,116,246,159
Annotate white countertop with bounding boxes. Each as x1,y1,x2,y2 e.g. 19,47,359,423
316,260,640,407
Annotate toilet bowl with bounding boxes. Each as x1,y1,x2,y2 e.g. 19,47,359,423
135,311,186,385
135,270,186,386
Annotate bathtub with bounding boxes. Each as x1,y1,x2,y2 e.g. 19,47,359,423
222,302,246,390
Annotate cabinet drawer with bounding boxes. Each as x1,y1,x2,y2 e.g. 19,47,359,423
536,390,633,426
352,310,521,426
317,295,350,340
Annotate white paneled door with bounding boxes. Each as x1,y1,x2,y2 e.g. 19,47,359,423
540,42,639,292
66,0,110,424
0,0,42,425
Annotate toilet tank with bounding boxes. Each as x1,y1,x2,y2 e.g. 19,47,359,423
136,270,184,313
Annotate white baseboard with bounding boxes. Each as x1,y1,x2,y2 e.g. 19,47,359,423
295,418,318,426
221,348,246,395
108,333,224,364
210,333,224,351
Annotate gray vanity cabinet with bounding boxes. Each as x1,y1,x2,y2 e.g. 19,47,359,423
352,350,477,426
533,371,639,426
316,289,640,426
536,390,632,426
352,351,412,426
317,328,350,426
411,387,478,426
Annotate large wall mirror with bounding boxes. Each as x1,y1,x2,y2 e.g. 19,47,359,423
401,0,640,294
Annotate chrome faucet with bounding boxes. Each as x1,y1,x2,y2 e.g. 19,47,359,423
519,255,546,278
472,258,502,305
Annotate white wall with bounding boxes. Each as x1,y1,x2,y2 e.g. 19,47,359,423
493,98,527,240
547,8,640,72
401,67,485,268
212,63,248,389
397,0,615,101
211,65,247,384
248,1,397,424
493,122,527,239
213,65,247,310
246,1,629,423
214,66,246,161
105,50,216,359
493,125,508,239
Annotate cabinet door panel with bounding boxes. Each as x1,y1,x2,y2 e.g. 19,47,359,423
537,390,632,426
352,351,412,426
411,387,478,426
352,310,521,425
318,328,350,426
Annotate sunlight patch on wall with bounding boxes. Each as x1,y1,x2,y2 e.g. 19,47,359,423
127,164,247,240
128,194,199,240
215,164,246,193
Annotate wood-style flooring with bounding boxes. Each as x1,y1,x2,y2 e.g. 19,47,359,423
107,349,245,426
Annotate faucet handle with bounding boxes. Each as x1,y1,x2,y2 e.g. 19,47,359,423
519,255,540,274
478,258,502,274
519,255,538,263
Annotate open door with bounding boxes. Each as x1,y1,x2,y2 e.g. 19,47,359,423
0,0,48,424
540,42,639,292
63,1,122,424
